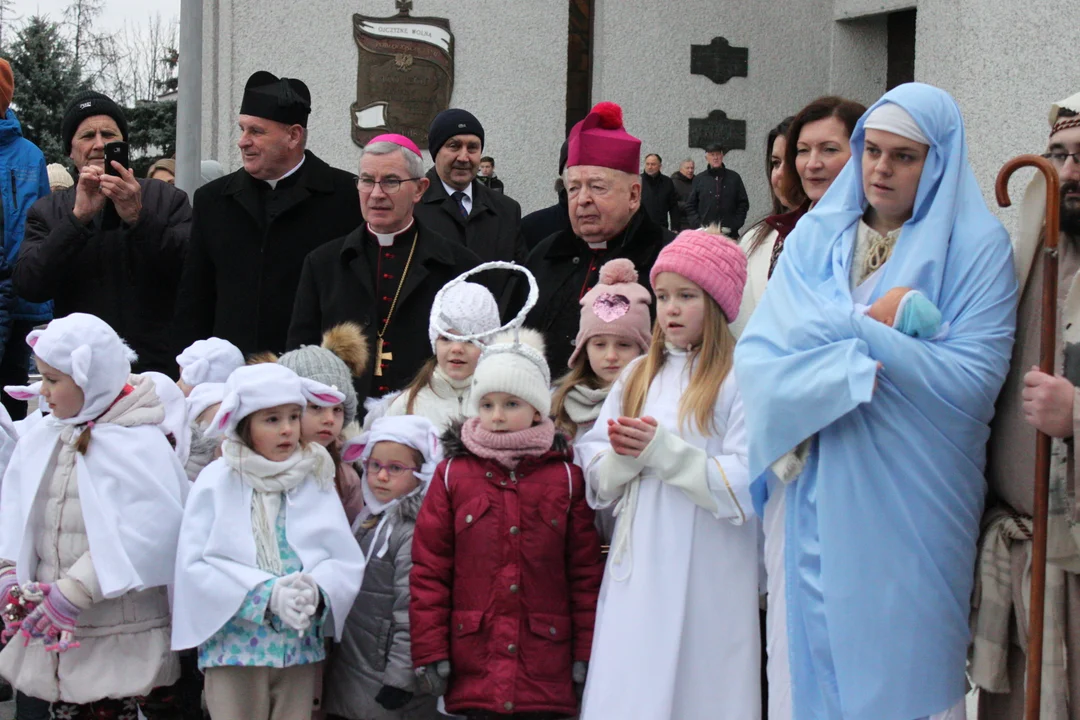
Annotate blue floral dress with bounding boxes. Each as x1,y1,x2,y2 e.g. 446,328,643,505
198,500,327,668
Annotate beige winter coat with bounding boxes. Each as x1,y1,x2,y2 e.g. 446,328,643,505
0,376,180,703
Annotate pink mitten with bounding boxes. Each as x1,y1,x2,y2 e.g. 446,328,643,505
20,583,82,652
1,572,41,644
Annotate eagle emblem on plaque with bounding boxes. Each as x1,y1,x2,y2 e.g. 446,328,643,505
351,1,455,149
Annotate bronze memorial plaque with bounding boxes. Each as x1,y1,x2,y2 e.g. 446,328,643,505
351,0,455,149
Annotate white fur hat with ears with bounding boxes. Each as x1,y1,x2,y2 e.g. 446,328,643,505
342,415,443,492
26,313,137,426
208,363,345,440
342,415,443,551
177,337,245,387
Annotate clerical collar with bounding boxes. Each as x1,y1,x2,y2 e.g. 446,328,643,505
586,240,608,250
265,156,306,190
368,218,415,247
441,179,472,201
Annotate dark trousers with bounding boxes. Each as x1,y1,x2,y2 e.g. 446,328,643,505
15,691,50,720
0,319,35,420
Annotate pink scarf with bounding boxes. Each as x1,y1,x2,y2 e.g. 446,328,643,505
460,416,556,469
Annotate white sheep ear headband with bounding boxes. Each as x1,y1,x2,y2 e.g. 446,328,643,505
431,262,539,345
5,381,42,402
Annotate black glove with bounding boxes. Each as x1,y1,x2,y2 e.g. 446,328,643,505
375,685,414,710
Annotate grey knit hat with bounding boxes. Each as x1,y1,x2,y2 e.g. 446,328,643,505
276,323,369,426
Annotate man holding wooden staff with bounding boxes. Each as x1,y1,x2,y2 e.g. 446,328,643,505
974,90,1080,719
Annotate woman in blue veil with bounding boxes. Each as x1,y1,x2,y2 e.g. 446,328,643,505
735,83,1018,720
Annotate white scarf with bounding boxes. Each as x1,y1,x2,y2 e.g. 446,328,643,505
222,440,334,575
431,365,472,396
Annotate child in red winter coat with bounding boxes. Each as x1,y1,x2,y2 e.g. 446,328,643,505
409,323,604,720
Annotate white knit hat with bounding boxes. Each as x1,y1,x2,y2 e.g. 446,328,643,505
428,280,501,352
27,313,136,425
47,163,73,190
209,364,345,440
177,338,245,387
469,328,551,417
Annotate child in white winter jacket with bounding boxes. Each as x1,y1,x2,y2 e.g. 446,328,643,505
171,363,366,720
366,277,501,433
323,416,443,720
0,313,188,715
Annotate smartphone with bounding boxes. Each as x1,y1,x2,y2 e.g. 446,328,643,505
104,141,130,176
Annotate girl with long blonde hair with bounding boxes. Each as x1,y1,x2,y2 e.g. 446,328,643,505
575,229,761,720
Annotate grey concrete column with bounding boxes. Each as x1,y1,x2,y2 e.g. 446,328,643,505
175,0,203,196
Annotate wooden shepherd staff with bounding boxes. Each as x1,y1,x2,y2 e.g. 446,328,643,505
996,154,1061,720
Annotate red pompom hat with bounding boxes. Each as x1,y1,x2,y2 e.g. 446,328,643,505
566,101,641,176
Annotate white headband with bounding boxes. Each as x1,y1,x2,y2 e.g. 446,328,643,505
864,102,930,147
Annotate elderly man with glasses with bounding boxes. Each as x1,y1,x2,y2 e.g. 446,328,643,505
288,134,483,409
975,90,1080,719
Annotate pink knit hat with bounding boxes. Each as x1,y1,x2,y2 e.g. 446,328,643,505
650,230,747,323
566,102,641,176
569,258,653,368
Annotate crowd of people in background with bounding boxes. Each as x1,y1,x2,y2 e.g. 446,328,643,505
0,49,1076,720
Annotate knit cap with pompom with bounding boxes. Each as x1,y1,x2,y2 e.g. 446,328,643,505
569,258,653,369
650,228,747,323
469,328,551,417
566,100,641,175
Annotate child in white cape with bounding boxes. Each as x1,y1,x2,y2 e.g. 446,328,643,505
171,363,366,720
0,313,188,712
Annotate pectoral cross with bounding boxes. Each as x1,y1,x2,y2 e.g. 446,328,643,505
374,337,393,377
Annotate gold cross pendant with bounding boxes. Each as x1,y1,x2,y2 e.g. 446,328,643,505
374,337,393,377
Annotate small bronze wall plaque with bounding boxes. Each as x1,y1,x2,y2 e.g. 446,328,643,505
351,1,455,149
689,109,747,152
690,37,748,85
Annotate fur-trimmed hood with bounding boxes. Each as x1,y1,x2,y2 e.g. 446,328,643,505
440,418,572,461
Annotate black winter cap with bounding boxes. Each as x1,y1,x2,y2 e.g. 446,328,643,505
61,91,128,154
427,108,485,158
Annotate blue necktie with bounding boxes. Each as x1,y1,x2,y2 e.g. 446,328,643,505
452,191,469,219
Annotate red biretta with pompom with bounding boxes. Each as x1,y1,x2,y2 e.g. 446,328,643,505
566,101,641,175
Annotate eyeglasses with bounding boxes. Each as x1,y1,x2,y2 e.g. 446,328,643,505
1041,151,1080,168
358,177,422,194
365,459,419,477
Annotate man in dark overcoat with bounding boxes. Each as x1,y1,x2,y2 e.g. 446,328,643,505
173,71,363,355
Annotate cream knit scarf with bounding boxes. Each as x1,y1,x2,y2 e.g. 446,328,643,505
223,439,334,575
563,384,610,430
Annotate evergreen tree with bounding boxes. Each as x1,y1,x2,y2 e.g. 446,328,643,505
126,99,176,176
7,16,88,163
